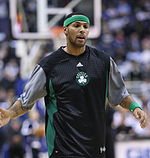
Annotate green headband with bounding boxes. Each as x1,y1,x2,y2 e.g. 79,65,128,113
63,15,90,26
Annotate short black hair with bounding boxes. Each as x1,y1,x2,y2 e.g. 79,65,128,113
64,12,86,21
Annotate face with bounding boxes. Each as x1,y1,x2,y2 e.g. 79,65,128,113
64,21,89,47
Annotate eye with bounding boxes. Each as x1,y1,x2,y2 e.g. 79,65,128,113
74,24,80,28
84,25,89,29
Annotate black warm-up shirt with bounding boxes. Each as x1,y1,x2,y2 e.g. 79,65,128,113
19,45,129,158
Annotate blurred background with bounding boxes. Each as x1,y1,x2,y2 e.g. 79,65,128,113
0,0,150,158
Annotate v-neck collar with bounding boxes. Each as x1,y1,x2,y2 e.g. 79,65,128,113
59,45,89,59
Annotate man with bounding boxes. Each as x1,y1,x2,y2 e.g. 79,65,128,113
0,13,147,158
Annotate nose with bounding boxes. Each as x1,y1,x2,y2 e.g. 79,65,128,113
79,26,86,33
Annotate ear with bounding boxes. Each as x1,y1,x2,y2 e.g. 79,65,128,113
63,26,68,36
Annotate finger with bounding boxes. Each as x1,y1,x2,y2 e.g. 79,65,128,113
140,119,147,128
134,110,144,120
138,112,144,121
141,115,147,128
139,112,147,128
133,110,140,119
133,109,147,128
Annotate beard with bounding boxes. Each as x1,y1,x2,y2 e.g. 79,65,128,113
69,36,87,47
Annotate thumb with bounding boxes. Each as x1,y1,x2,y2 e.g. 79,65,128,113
0,108,6,113
133,110,140,119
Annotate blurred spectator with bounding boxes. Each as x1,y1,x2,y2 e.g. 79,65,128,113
0,59,19,90
8,134,25,158
97,33,115,57
127,32,141,51
21,109,46,158
104,0,132,31
112,30,127,62
140,37,150,80
117,0,131,16
140,37,150,65
0,0,10,41
1,119,25,158
0,87,6,102
135,0,150,37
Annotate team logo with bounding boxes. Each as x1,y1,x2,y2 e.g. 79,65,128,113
76,71,89,86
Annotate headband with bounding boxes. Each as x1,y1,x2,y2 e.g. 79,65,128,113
63,15,90,26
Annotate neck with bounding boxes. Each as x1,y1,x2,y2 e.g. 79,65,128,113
64,44,86,56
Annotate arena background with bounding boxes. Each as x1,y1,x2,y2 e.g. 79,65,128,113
0,0,150,158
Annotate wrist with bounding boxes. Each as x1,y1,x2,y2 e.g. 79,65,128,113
8,110,14,119
129,102,143,112
7,109,16,119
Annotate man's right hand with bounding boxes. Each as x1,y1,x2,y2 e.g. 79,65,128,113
0,108,11,127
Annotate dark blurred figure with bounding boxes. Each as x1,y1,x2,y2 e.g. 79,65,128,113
8,134,25,158
1,119,25,158
0,127,7,155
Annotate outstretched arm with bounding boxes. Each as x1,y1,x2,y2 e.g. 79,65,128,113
0,100,29,127
0,65,47,128
108,57,147,128
120,95,147,128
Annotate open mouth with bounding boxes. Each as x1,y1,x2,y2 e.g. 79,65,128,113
77,36,85,40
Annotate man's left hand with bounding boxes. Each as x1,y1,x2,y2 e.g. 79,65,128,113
133,108,147,128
